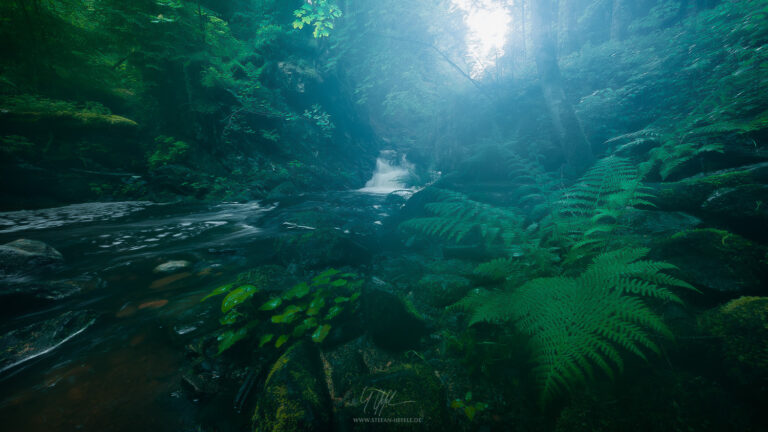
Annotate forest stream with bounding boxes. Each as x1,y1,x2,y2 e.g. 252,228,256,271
2,0,768,431
0,185,407,431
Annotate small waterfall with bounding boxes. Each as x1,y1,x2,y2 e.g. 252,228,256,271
358,151,414,194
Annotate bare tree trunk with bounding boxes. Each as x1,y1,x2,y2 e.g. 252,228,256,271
558,0,579,54
529,0,593,175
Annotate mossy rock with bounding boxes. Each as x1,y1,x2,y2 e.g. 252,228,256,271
320,337,370,402
363,288,428,351
252,342,331,432
699,296,768,385
416,274,472,307
338,363,448,431
651,162,768,213
274,228,371,269
651,228,768,298
0,238,64,275
700,184,768,242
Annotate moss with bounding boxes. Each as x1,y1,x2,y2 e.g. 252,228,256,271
670,228,754,251
690,169,752,188
700,296,768,382
655,169,755,211
652,228,768,294
253,342,331,432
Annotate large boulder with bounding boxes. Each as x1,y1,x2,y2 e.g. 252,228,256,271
0,310,96,374
649,163,768,243
699,296,768,385
650,229,768,299
362,288,428,351
616,209,702,247
274,228,371,269
699,184,768,242
0,278,98,315
0,239,63,275
252,342,332,432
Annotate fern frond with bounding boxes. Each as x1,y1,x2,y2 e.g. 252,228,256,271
492,247,690,403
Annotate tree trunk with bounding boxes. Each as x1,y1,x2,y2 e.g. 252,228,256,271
529,0,593,176
558,0,579,54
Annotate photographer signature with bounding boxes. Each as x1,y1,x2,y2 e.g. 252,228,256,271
358,386,416,416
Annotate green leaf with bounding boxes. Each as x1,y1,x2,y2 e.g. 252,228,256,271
292,323,310,338
331,279,347,287
258,333,274,348
310,296,326,309
271,305,302,324
259,297,282,311
201,283,233,302
464,405,476,420
316,268,340,280
334,296,350,303
217,327,248,354
311,324,332,343
284,282,310,300
221,284,259,313
326,305,343,320
465,391,473,401
275,334,290,348
450,399,464,409
219,310,240,325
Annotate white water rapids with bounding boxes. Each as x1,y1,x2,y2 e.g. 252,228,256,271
358,152,414,194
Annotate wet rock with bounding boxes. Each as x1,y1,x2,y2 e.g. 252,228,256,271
153,260,191,274
338,363,448,431
0,310,97,374
614,209,702,249
252,342,331,432
0,279,85,315
321,337,370,402
416,274,472,307
650,228,768,299
181,369,221,400
653,142,768,182
700,184,768,242
275,228,371,269
0,239,63,275
620,209,702,237
699,296,768,387
363,288,428,351
650,162,768,213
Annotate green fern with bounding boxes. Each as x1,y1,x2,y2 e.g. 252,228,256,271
457,247,696,403
400,189,523,250
545,156,654,264
473,242,560,284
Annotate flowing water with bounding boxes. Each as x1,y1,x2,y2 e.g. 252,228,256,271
357,151,415,194
0,190,397,431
